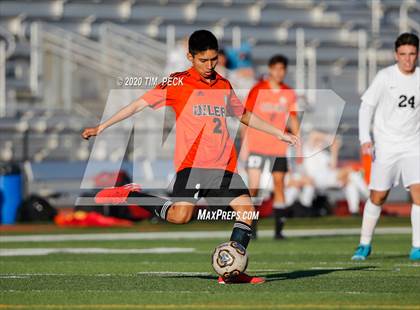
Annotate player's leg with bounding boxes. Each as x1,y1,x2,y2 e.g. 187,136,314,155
229,194,256,247
165,202,195,224
351,189,388,260
362,189,389,243
99,188,195,224
401,155,420,260
247,168,262,198
271,157,289,239
95,183,176,220
247,168,261,239
337,167,360,215
208,171,264,284
272,171,287,239
94,168,198,224
352,157,398,260
246,154,264,239
166,167,201,224
224,193,264,284
284,176,301,206
299,176,315,208
409,184,420,260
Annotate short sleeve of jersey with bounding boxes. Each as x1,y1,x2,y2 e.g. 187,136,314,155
226,82,245,117
245,84,260,112
140,81,177,110
361,70,386,107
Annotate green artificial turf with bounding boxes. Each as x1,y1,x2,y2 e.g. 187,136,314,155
1,219,419,310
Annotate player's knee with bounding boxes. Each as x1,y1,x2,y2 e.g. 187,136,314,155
411,194,420,205
370,193,387,206
273,175,285,187
409,184,420,205
167,205,193,224
236,203,255,214
248,188,259,197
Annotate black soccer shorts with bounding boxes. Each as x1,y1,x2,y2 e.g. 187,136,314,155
247,153,288,173
171,168,250,206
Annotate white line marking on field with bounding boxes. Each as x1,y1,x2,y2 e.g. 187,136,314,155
136,272,211,276
0,273,66,276
0,227,411,243
0,272,211,277
0,247,195,256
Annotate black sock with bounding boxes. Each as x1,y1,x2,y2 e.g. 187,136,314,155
251,219,258,239
128,192,172,220
230,221,252,249
274,208,286,237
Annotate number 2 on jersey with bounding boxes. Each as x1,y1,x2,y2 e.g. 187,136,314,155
398,95,415,109
213,118,222,134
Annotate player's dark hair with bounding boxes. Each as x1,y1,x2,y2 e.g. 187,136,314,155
268,54,289,68
188,30,218,55
395,33,419,51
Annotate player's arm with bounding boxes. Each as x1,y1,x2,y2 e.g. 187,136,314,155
288,113,302,161
81,97,149,140
229,83,298,146
288,114,300,136
358,103,375,155
358,70,383,155
239,110,299,146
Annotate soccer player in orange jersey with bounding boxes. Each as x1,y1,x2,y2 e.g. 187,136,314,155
243,55,300,239
82,30,298,284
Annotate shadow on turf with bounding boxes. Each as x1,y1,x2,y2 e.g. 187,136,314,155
263,266,376,282
163,266,376,282
381,254,408,260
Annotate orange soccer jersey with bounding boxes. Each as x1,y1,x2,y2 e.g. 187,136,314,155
244,80,297,157
141,67,245,173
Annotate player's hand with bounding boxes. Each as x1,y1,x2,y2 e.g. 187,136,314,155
279,133,300,146
81,125,103,140
361,142,373,156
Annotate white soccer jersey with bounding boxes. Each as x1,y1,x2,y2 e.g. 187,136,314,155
361,64,420,152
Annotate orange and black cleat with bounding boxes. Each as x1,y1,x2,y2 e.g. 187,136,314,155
218,273,265,284
95,183,141,205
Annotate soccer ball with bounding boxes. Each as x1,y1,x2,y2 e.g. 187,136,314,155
211,241,248,279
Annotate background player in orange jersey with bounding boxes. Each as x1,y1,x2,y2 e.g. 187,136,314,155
243,55,300,239
82,30,298,284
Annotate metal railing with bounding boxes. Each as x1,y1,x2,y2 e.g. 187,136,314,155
0,26,16,117
0,41,5,118
371,0,383,37
98,23,166,78
295,28,317,104
30,22,159,112
358,30,395,94
399,0,420,33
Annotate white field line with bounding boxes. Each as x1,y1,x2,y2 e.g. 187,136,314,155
0,271,284,278
0,227,411,243
0,247,195,256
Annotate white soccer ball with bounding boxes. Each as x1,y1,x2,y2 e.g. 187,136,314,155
211,241,248,279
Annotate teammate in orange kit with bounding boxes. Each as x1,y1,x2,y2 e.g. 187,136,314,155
82,30,298,284
243,55,300,239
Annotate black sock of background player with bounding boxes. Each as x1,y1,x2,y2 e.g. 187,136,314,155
230,221,252,249
251,219,258,239
274,208,286,238
128,192,172,220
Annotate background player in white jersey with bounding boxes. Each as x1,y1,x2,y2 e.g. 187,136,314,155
352,33,420,261
302,131,369,215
